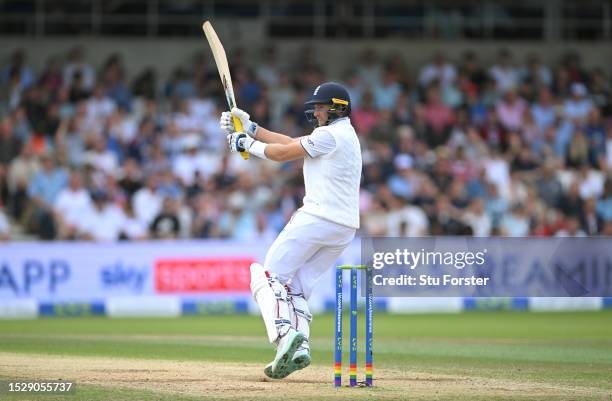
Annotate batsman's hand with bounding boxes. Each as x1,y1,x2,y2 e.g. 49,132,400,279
219,107,258,137
227,132,255,154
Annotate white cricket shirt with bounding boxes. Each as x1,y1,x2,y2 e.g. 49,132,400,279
299,117,362,229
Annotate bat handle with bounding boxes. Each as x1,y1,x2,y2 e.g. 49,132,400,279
232,116,249,160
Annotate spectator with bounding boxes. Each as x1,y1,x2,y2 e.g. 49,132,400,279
462,198,492,237
255,45,281,88
158,168,182,200
484,182,509,228
107,106,138,149
387,198,429,237
1,49,35,89
595,177,612,221
430,195,468,235
373,69,402,111
55,117,86,167
132,173,162,226
101,54,132,111
218,192,257,240
343,70,363,110
555,215,586,237
520,54,553,89
1,65,25,112
449,145,478,181
558,180,583,217
79,191,126,241
387,154,419,200
566,131,590,168
495,87,528,132
577,163,604,200
53,170,92,239
171,98,202,136
500,203,530,236
356,48,382,88
351,90,379,137
192,193,220,238
585,108,606,168
86,84,116,127
535,161,563,207
0,202,10,241
172,135,219,186
63,46,95,91
361,197,388,236
269,72,296,129
7,142,39,219
459,50,487,90
392,91,414,125
119,202,149,240
0,116,22,167
83,137,119,177
483,148,511,197
131,67,157,100
448,179,470,209
27,153,68,239
150,197,180,239
489,49,520,93
556,82,593,156
39,56,63,94
117,158,143,201
480,107,507,151
418,51,457,89
531,87,557,135
580,198,603,235
605,124,612,170
562,51,588,84
369,111,397,145
589,68,611,117
422,86,455,146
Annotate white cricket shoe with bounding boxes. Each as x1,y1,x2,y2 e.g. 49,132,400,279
263,329,304,379
291,340,311,371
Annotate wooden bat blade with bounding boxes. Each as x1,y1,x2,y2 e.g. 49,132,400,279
202,21,249,160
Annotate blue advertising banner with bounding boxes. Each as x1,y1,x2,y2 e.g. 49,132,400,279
0,241,265,300
362,237,612,297
1,239,609,318
0,240,360,309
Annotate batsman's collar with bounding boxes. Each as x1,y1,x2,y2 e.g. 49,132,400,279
328,117,349,126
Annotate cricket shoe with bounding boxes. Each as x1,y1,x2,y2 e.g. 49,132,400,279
264,329,305,379
290,340,311,371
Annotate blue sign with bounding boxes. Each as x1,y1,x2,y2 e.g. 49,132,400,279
363,237,612,297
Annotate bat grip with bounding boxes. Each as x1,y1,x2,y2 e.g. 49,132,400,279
232,116,249,160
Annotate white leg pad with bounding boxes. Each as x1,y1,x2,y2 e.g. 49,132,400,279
250,263,293,344
289,293,312,351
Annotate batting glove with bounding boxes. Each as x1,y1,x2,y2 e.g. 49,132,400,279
227,132,255,153
219,108,258,137
219,111,236,134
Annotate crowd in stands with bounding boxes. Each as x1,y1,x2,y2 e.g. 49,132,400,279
0,45,611,241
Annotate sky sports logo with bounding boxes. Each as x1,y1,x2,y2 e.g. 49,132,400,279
154,257,254,293
371,249,488,270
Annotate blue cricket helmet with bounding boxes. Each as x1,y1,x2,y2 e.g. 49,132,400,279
304,82,351,126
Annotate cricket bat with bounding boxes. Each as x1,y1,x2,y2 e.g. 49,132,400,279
202,21,249,160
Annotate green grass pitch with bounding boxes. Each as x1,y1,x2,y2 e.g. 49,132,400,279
1,311,611,400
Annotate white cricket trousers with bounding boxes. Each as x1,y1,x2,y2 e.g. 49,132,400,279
264,210,356,299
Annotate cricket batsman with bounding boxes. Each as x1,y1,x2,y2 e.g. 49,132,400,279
220,82,362,379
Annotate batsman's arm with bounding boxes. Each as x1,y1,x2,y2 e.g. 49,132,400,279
263,141,308,162
225,107,296,145
253,126,299,145
229,132,306,162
